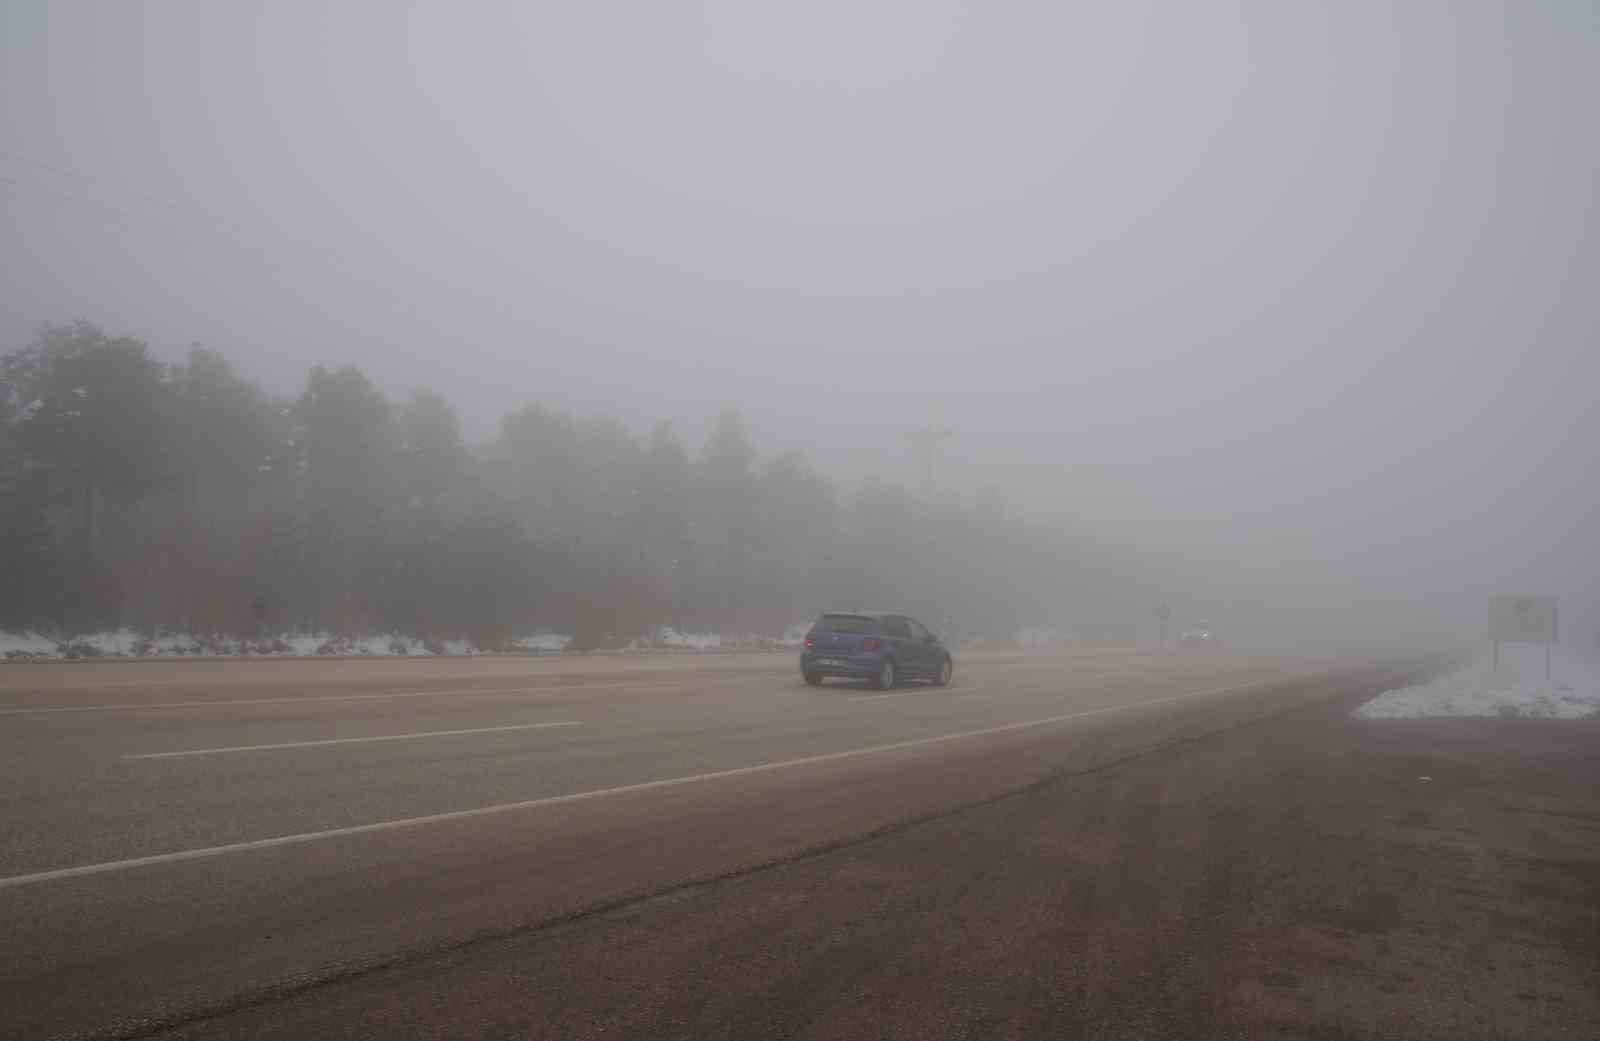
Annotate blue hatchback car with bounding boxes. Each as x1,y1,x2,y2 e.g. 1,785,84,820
800,612,954,689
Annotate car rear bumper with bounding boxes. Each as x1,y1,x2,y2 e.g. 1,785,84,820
800,651,883,677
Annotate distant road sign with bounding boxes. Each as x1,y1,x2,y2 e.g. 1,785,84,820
1489,595,1558,644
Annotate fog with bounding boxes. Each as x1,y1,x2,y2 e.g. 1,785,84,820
3,1,1597,650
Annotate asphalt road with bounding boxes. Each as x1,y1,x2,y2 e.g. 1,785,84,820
0,647,1424,1040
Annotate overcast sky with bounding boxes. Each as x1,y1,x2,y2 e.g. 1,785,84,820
4,0,1597,637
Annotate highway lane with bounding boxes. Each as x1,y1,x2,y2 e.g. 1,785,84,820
0,647,1408,1040
0,648,1305,874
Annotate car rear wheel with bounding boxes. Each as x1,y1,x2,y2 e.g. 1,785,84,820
872,660,896,690
803,671,823,686
934,657,953,687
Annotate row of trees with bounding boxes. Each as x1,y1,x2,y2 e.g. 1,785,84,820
1,322,1143,646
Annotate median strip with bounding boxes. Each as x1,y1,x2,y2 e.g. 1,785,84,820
123,720,584,759
1,684,1250,891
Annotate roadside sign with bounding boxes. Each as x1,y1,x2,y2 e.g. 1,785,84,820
1488,595,1558,679
1489,595,1558,644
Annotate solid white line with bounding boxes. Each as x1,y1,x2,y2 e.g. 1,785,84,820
849,685,974,702
853,679,1250,705
0,682,1256,891
122,721,583,759
0,684,638,715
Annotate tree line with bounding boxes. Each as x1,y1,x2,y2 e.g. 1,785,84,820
1,321,1144,647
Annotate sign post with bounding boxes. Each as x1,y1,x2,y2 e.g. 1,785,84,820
1488,595,1558,681
1154,602,1171,645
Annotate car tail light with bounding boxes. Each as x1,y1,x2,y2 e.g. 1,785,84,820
862,637,881,651
804,636,814,648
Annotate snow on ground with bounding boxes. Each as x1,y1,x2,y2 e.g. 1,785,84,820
1354,644,1600,720
655,628,721,650
0,629,576,660
0,631,58,657
511,633,572,653
1016,628,1074,648
0,626,831,659
284,634,328,656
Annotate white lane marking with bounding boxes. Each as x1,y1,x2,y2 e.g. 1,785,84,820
849,684,976,702
0,683,646,715
0,683,1256,891
854,679,1255,705
122,721,583,759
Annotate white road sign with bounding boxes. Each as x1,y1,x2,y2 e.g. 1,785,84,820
1489,595,1558,644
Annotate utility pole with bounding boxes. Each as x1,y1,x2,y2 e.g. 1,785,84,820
906,425,955,500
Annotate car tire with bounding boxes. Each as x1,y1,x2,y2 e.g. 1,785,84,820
933,657,953,687
803,671,824,687
872,660,896,690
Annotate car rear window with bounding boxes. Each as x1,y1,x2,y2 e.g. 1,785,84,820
813,614,879,634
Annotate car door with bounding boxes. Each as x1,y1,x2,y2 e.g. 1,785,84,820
905,617,939,677
880,615,919,675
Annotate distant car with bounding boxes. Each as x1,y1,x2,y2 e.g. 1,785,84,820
1180,625,1217,646
801,612,954,689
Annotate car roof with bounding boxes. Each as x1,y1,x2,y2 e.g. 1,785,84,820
818,611,897,619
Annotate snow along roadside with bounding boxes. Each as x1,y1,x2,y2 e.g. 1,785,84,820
1353,644,1600,720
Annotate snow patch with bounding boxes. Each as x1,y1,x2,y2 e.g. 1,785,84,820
655,628,721,650
283,634,328,657
3,624,812,660
1016,628,1074,648
512,633,572,653
1353,645,1600,720
0,630,575,660
0,631,59,658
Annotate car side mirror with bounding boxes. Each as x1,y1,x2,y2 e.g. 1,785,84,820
924,634,938,644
